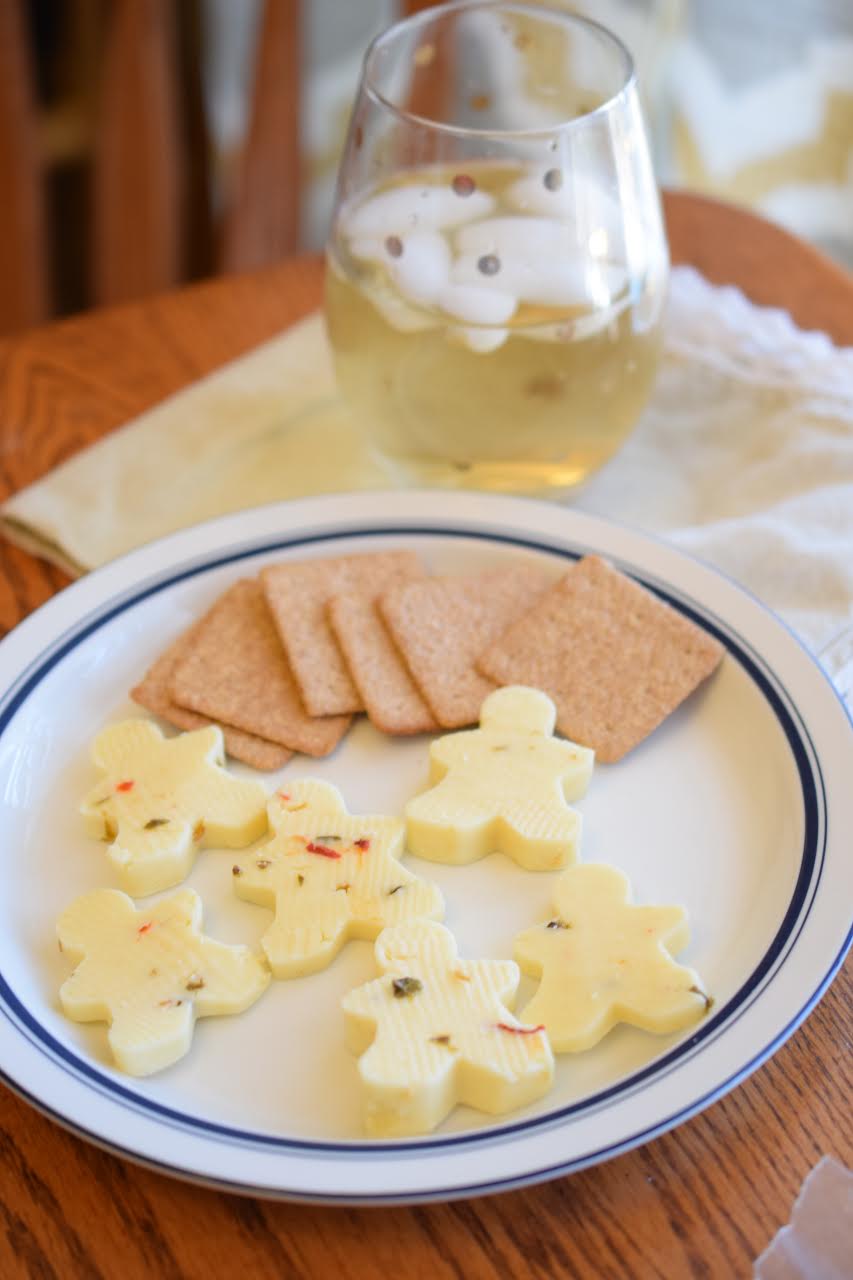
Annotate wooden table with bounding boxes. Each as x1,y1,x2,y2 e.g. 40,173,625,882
0,192,850,1279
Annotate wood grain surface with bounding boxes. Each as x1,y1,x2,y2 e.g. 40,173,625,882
0,191,850,1279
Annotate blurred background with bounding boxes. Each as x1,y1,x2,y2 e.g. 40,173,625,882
3,0,852,337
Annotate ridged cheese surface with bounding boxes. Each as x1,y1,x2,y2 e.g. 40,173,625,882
343,920,554,1136
80,720,269,897
232,780,444,977
515,864,710,1052
58,887,270,1075
405,687,593,868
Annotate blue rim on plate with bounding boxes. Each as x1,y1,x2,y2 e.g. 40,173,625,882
0,496,848,1202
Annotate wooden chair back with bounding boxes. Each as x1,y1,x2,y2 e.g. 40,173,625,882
0,0,433,335
0,0,50,333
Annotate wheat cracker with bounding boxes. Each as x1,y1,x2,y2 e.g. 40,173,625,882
478,555,724,763
170,580,351,757
379,567,551,729
132,623,292,771
261,551,423,717
328,592,439,736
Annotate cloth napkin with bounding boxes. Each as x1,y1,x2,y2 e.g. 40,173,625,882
754,1157,853,1280
2,266,852,666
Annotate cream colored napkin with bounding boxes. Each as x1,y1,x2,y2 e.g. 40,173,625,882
2,267,852,663
0,314,390,576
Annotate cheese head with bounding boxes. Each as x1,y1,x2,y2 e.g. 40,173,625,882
479,686,557,735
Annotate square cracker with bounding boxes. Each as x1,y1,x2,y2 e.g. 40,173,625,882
262,551,424,717
170,579,351,757
328,592,439,736
132,622,292,771
478,555,724,763
379,567,551,729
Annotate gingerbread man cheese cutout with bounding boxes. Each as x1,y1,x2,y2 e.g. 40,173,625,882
514,864,712,1052
405,686,594,869
231,780,444,978
57,887,270,1075
81,720,269,897
342,920,554,1136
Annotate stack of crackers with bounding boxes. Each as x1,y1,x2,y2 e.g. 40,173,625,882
133,550,723,770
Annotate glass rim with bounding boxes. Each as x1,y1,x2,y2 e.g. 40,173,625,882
362,0,637,140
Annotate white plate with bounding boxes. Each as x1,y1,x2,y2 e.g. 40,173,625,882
0,491,850,1203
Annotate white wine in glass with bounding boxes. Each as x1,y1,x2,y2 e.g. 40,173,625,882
326,1,669,495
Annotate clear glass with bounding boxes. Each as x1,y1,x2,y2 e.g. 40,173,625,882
325,0,669,495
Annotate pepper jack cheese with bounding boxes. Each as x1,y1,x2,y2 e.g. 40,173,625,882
232,780,444,977
514,864,711,1052
81,720,269,897
343,920,554,1137
57,887,270,1075
405,686,593,868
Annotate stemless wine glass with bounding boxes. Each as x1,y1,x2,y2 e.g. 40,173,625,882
325,0,669,495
